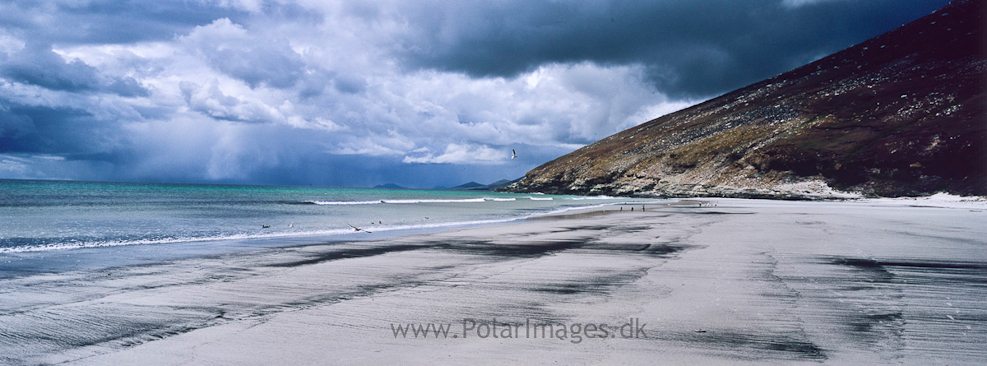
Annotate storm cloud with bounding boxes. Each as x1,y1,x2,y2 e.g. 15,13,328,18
389,0,953,98
0,0,953,188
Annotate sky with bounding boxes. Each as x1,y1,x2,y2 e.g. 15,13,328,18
0,0,953,188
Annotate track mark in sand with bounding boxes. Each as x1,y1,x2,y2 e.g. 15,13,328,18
756,251,827,361
828,257,987,272
264,244,425,268
670,329,827,361
652,249,829,361
242,278,432,322
580,242,693,257
428,239,585,258
0,247,468,365
808,256,910,355
529,271,647,296
822,254,987,359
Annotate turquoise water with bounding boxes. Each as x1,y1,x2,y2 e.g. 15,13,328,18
0,180,643,275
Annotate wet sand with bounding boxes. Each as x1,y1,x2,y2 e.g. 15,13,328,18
1,199,985,365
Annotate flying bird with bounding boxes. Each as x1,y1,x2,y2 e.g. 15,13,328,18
511,149,517,159
348,223,372,233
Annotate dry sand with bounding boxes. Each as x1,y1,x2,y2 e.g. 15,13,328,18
1,199,985,365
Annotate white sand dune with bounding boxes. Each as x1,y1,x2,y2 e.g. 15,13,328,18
1,199,984,365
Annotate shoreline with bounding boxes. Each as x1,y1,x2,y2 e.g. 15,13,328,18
1,199,985,365
0,199,657,279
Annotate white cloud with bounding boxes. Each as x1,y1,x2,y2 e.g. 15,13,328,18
0,155,31,176
781,0,849,8
0,33,25,55
200,0,265,13
334,141,404,156
0,153,95,181
0,0,703,184
402,143,506,165
179,80,282,122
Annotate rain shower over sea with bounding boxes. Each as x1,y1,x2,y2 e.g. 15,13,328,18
0,179,641,277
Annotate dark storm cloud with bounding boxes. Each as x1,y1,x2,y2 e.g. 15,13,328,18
0,43,101,92
0,103,117,158
0,43,149,96
395,0,952,98
0,0,247,45
0,103,34,153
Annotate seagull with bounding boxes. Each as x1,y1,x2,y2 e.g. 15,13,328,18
348,223,372,233
511,149,517,159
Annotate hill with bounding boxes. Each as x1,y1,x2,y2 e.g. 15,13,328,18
450,179,520,191
373,183,407,189
508,0,985,198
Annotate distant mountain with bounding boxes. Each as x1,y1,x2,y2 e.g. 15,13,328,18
451,178,521,191
373,183,406,189
450,181,487,190
485,179,518,190
509,0,985,198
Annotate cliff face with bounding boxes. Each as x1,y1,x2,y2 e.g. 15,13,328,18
509,0,986,198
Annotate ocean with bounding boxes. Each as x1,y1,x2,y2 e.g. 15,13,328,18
0,179,644,277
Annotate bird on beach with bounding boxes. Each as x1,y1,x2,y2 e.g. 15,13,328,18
511,149,517,159
348,223,372,233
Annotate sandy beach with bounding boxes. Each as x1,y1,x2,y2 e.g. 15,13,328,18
2,198,985,365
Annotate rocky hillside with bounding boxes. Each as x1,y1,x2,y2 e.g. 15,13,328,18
508,0,985,199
